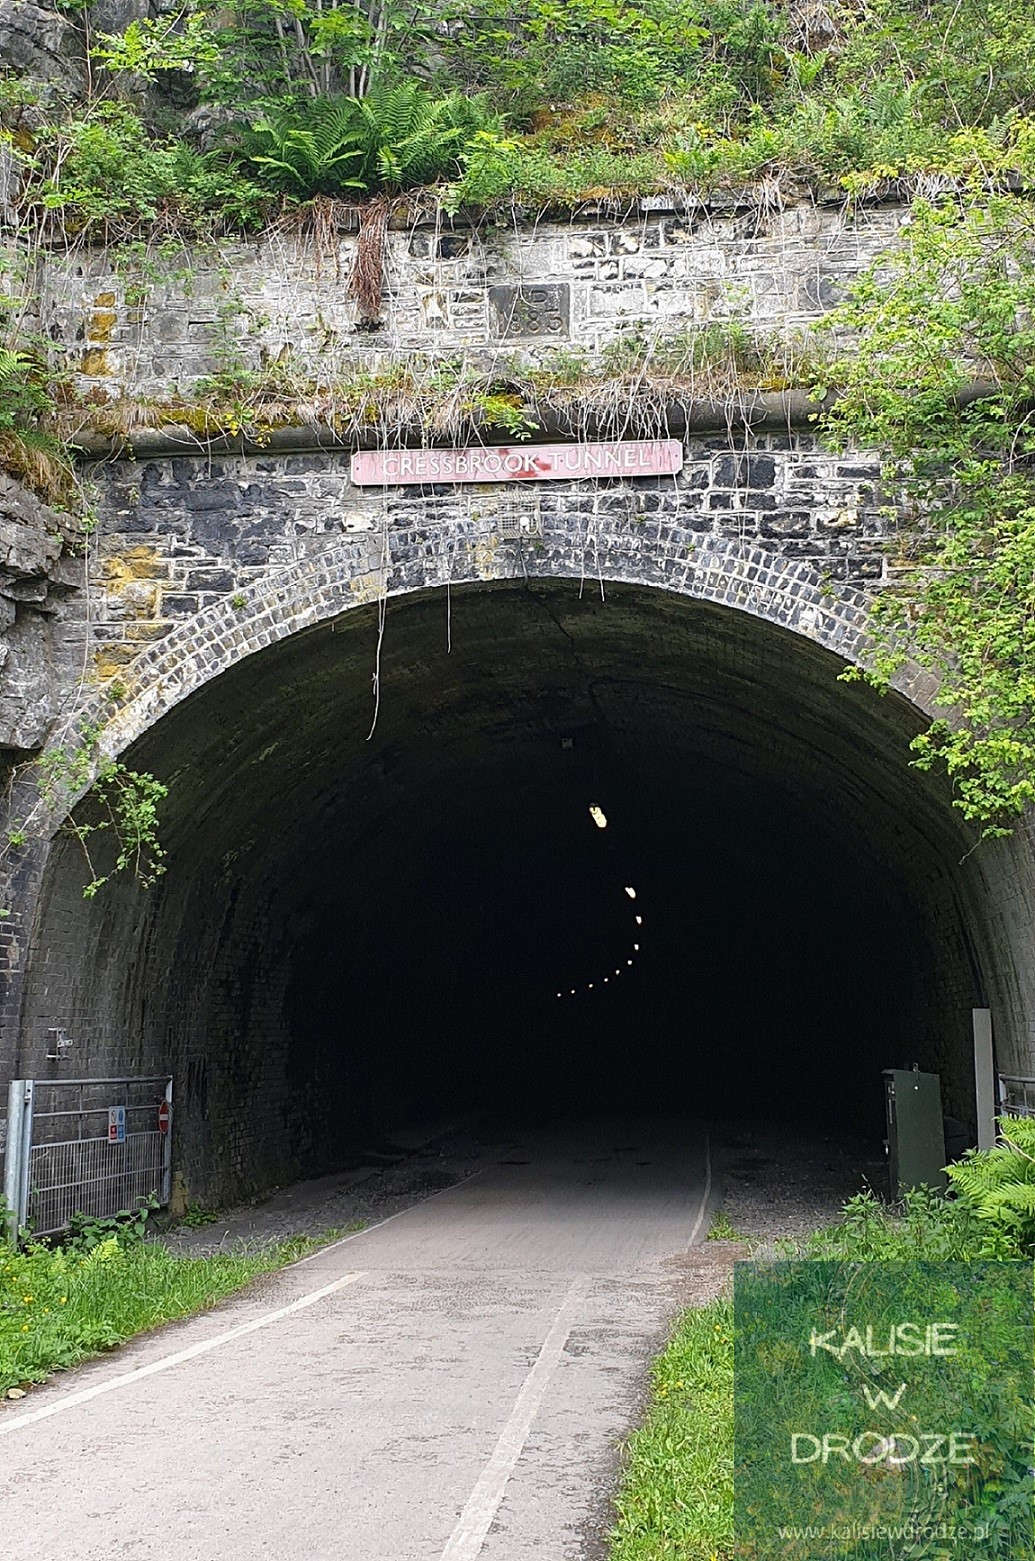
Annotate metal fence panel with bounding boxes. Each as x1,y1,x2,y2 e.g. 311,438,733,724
3,1076,172,1240
1001,1075,1035,1119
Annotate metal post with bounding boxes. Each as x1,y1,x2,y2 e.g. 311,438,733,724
973,1008,996,1152
161,1078,173,1206
16,1079,33,1237
3,1078,24,1243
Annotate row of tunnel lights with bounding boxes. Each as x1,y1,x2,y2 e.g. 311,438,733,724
555,805,642,998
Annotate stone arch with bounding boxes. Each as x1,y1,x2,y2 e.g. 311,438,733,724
92,537,899,775
13,545,1031,1201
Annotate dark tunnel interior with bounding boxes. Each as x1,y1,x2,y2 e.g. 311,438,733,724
288,745,918,1137
25,579,988,1199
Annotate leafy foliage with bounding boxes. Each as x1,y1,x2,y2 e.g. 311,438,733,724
794,1186,993,1261
63,1195,158,1253
0,1228,336,1392
820,197,1035,833
241,96,368,193
17,102,271,237
795,1118,1035,1261
0,345,74,502
10,721,169,899
4,0,1035,229
239,85,502,195
946,1115,1035,1252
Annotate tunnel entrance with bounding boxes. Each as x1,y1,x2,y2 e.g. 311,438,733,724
23,580,991,1201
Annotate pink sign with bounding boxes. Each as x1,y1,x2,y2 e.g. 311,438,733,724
350,439,683,487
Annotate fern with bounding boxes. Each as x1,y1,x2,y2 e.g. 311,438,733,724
946,1116,1035,1251
238,84,502,197
0,349,36,431
241,98,367,194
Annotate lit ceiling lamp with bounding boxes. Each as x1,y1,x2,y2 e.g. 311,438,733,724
624,886,636,899
589,805,608,829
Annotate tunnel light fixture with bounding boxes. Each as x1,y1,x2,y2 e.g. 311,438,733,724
635,915,642,925
589,805,608,829
633,943,640,951
624,886,636,899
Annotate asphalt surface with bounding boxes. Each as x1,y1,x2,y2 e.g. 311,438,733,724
0,1117,718,1561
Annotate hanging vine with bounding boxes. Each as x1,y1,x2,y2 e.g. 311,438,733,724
6,722,167,898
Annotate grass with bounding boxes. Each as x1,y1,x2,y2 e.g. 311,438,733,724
608,1298,734,1561
706,1211,742,1242
0,1226,353,1396
607,1174,1030,1560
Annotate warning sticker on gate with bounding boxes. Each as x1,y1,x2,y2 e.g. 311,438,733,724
107,1105,127,1144
733,1260,1034,1559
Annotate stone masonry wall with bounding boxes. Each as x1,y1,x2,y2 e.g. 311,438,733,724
68,433,888,696
25,198,907,397
5,196,1035,1202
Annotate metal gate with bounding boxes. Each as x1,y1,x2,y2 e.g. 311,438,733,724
2,1076,172,1242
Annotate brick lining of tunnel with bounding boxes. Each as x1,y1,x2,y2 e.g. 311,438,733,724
17,573,1028,1202
6,196,1035,1197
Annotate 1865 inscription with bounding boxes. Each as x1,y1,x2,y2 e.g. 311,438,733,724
489,283,570,338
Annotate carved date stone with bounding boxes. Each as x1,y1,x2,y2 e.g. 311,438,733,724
489,283,570,339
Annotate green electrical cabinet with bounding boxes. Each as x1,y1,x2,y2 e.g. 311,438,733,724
883,1069,947,1198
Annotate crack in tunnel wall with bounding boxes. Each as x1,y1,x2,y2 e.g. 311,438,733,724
15,578,1016,1202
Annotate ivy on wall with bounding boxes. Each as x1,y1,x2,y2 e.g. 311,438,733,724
820,196,1035,834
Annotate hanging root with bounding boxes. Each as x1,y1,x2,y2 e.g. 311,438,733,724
349,195,392,327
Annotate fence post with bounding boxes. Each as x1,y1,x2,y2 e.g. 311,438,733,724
973,1008,996,1151
3,1079,30,1244
17,1079,33,1235
161,1078,173,1206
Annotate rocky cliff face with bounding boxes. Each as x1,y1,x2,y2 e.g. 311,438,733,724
0,0,85,96
0,475,81,754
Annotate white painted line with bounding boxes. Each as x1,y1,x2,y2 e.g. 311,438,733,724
687,1130,712,1246
289,1168,484,1268
438,1277,586,1561
0,1270,366,1437
0,1167,485,1433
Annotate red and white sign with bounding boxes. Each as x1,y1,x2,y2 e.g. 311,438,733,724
157,1100,170,1135
350,439,683,487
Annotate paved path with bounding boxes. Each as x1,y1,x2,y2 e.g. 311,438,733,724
0,1118,718,1561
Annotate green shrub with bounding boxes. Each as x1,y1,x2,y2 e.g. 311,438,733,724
0,345,74,502
238,83,503,196
23,102,271,235
63,1196,157,1253
794,1118,1035,1262
241,96,368,194
793,1187,990,1261
947,1115,1035,1254
9,0,1035,234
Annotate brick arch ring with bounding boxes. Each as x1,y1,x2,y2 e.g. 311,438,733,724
66,532,929,814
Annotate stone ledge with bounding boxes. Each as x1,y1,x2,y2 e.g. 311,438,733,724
67,382,994,462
